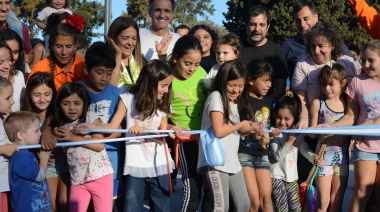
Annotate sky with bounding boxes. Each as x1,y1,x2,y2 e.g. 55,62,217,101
92,0,228,42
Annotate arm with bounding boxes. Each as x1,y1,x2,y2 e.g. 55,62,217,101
210,111,252,138
348,0,380,39
156,33,173,62
41,116,57,151
269,135,296,162
308,98,321,138
294,89,309,128
105,35,122,87
36,20,46,30
297,138,316,164
0,144,18,157
55,119,105,152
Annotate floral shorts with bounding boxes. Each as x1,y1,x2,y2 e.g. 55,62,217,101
316,143,349,177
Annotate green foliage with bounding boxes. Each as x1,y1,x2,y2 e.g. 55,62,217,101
224,0,375,47
13,0,104,42
126,0,215,30
193,20,229,37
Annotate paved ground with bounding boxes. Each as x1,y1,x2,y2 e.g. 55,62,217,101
141,164,355,211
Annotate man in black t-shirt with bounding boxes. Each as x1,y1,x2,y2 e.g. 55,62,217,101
241,4,288,103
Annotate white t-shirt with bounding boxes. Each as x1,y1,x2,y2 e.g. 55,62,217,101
197,91,242,174
0,119,10,192
120,92,174,178
37,6,73,21
139,26,181,61
12,71,26,112
204,64,220,90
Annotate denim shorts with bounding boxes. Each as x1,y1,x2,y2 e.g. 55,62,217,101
352,145,380,162
238,153,270,170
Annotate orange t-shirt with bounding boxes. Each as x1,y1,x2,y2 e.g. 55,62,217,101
29,54,87,90
349,0,380,39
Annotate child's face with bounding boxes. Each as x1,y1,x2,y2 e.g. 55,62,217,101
249,74,271,98
60,93,84,123
51,35,76,67
275,108,294,130
51,0,65,9
174,50,202,79
226,77,245,102
85,65,113,92
361,49,380,81
193,29,213,55
310,36,334,65
0,85,14,114
321,78,345,99
0,47,12,79
157,75,173,100
31,84,53,112
116,27,137,58
5,39,19,65
23,119,41,145
216,44,238,64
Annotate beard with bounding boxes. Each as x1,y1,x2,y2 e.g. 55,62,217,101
248,31,266,45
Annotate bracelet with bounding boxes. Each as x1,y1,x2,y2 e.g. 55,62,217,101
158,53,167,57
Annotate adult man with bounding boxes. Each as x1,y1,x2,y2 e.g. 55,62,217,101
240,4,288,103
282,0,358,83
0,0,33,66
140,0,181,61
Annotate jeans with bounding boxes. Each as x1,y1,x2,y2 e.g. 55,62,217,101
124,174,170,212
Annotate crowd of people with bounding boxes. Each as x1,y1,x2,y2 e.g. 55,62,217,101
0,0,380,211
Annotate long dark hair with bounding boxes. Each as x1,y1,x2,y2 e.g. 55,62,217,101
22,72,56,118
129,60,173,118
48,23,80,77
0,29,25,76
169,35,202,69
273,91,302,125
51,82,90,128
212,60,253,124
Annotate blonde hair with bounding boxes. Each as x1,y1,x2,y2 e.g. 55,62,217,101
362,39,380,57
4,111,40,143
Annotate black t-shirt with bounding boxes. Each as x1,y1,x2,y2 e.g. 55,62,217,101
241,39,289,96
239,95,272,156
200,54,218,73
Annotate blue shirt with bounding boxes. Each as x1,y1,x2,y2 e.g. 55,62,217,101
79,81,123,180
9,150,52,212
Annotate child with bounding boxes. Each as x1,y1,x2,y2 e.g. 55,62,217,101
37,0,72,52
270,91,316,212
51,82,113,211
189,25,218,72
168,35,208,211
238,60,273,211
29,16,87,91
0,76,17,212
78,42,124,204
197,60,252,211
76,35,88,59
309,63,350,211
79,59,181,211
0,30,27,112
21,72,63,211
204,32,241,90
5,111,52,211
321,40,380,211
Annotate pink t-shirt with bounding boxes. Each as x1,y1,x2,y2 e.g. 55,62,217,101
346,74,380,152
292,55,358,105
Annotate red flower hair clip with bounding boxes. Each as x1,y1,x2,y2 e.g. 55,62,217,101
66,14,85,32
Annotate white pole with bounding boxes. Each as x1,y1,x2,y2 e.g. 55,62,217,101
104,0,112,38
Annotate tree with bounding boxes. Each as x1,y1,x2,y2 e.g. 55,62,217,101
13,0,104,42
126,0,215,30
223,0,374,47
193,20,229,37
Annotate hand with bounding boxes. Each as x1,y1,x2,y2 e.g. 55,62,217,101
41,129,57,151
38,150,51,161
128,125,147,135
169,126,183,139
316,155,324,167
252,128,264,140
286,133,297,143
54,126,76,141
316,123,333,128
75,123,95,134
104,35,122,57
297,118,309,129
352,135,363,143
249,121,260,132
155,33,173,56
0,144,18,157
271,128,282,137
